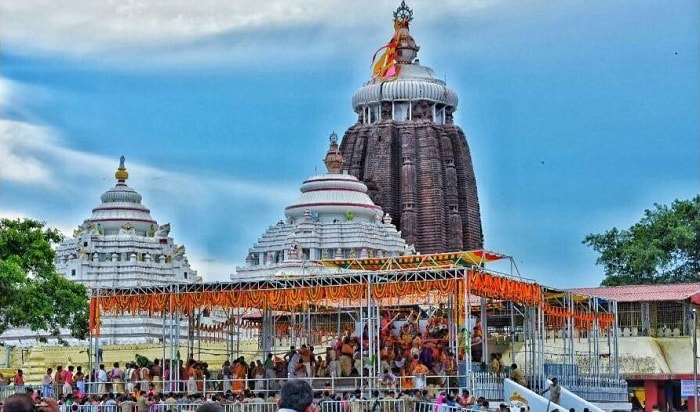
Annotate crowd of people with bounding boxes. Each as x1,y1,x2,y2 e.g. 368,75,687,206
3,361,589,412
0,306,548,412
0,379,506,412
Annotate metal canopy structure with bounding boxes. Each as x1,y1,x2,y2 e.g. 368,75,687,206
87,250,626,401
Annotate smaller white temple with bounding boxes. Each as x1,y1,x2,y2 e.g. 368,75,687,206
234,133,412,280
0,157,198,345
56,156,196,289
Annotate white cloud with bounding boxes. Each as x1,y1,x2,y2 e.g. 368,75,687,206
0,0,499,67
0,120,55,184
0,117,298,279
0,75,302,281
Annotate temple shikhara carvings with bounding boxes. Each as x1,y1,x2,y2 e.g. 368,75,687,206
340,1,483,254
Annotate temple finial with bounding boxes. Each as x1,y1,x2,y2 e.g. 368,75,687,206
115,155,129,182
324,132,343,173
393,1,414,29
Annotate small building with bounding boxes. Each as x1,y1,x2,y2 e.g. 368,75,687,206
572,283,700,412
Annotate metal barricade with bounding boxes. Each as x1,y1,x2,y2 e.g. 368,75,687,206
67,403,280,412
319,399,404,412
470,372,503,402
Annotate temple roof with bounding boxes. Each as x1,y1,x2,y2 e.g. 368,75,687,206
89,156,157,236
571,283,700,303
235,135,411,279
285,134,382,222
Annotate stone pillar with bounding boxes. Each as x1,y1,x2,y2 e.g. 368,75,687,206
400,128,417,247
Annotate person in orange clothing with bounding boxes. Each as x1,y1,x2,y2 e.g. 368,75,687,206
399,364,414,390
232,357,248,393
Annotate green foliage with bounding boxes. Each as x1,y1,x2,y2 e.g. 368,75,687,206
0,218,89,342
583,196,700,286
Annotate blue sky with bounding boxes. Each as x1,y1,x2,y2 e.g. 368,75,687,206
1,0,697,287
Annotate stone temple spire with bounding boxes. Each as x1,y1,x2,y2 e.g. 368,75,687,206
340,2,484,254
324,132,343,173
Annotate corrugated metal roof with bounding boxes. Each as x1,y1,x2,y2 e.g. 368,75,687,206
570,283,700,302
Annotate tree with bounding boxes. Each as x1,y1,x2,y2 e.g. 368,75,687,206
583,196,700,286
0,218,88,342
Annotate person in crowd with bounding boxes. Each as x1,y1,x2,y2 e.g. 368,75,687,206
253,360,265,394
379,368,398,390
411,359,429,390
62,366,73,396
541,377,561,405
74,366,85,395
54,366,65,396
488,354,500,374
510,363,527,387
110,362,124,394
277,380,314,412
4,394,59,412
150,359,163,393
96,364,108,395
232,357,248,393
42,368,54,398
186,359,198,395
221,360,232,393
139,362,151,395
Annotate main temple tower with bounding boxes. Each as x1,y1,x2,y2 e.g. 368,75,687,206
340,1,483,254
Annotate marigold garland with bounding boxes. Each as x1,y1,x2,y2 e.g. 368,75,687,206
91,269,597,336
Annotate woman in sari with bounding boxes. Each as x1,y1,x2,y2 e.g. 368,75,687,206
232,357,247,393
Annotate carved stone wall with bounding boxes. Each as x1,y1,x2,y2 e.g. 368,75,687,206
340,119,483,253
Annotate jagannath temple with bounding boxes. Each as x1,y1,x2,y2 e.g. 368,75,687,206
340,0,483,254
0,4,642,412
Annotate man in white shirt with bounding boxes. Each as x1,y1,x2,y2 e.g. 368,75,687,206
97,365,108,395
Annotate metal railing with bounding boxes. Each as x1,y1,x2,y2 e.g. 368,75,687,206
37,400,409,412
470,373,503,403
0,372,627,405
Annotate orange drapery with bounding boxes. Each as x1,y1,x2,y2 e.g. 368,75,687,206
90,269,553,336
541,302,616,331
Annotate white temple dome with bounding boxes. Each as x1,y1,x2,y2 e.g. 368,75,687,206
286,132,381,223
234,134,411,280
352,64,459,109
90,156,157,236
285,173,381,223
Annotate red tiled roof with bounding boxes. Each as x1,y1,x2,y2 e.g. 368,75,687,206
570,283,700,303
